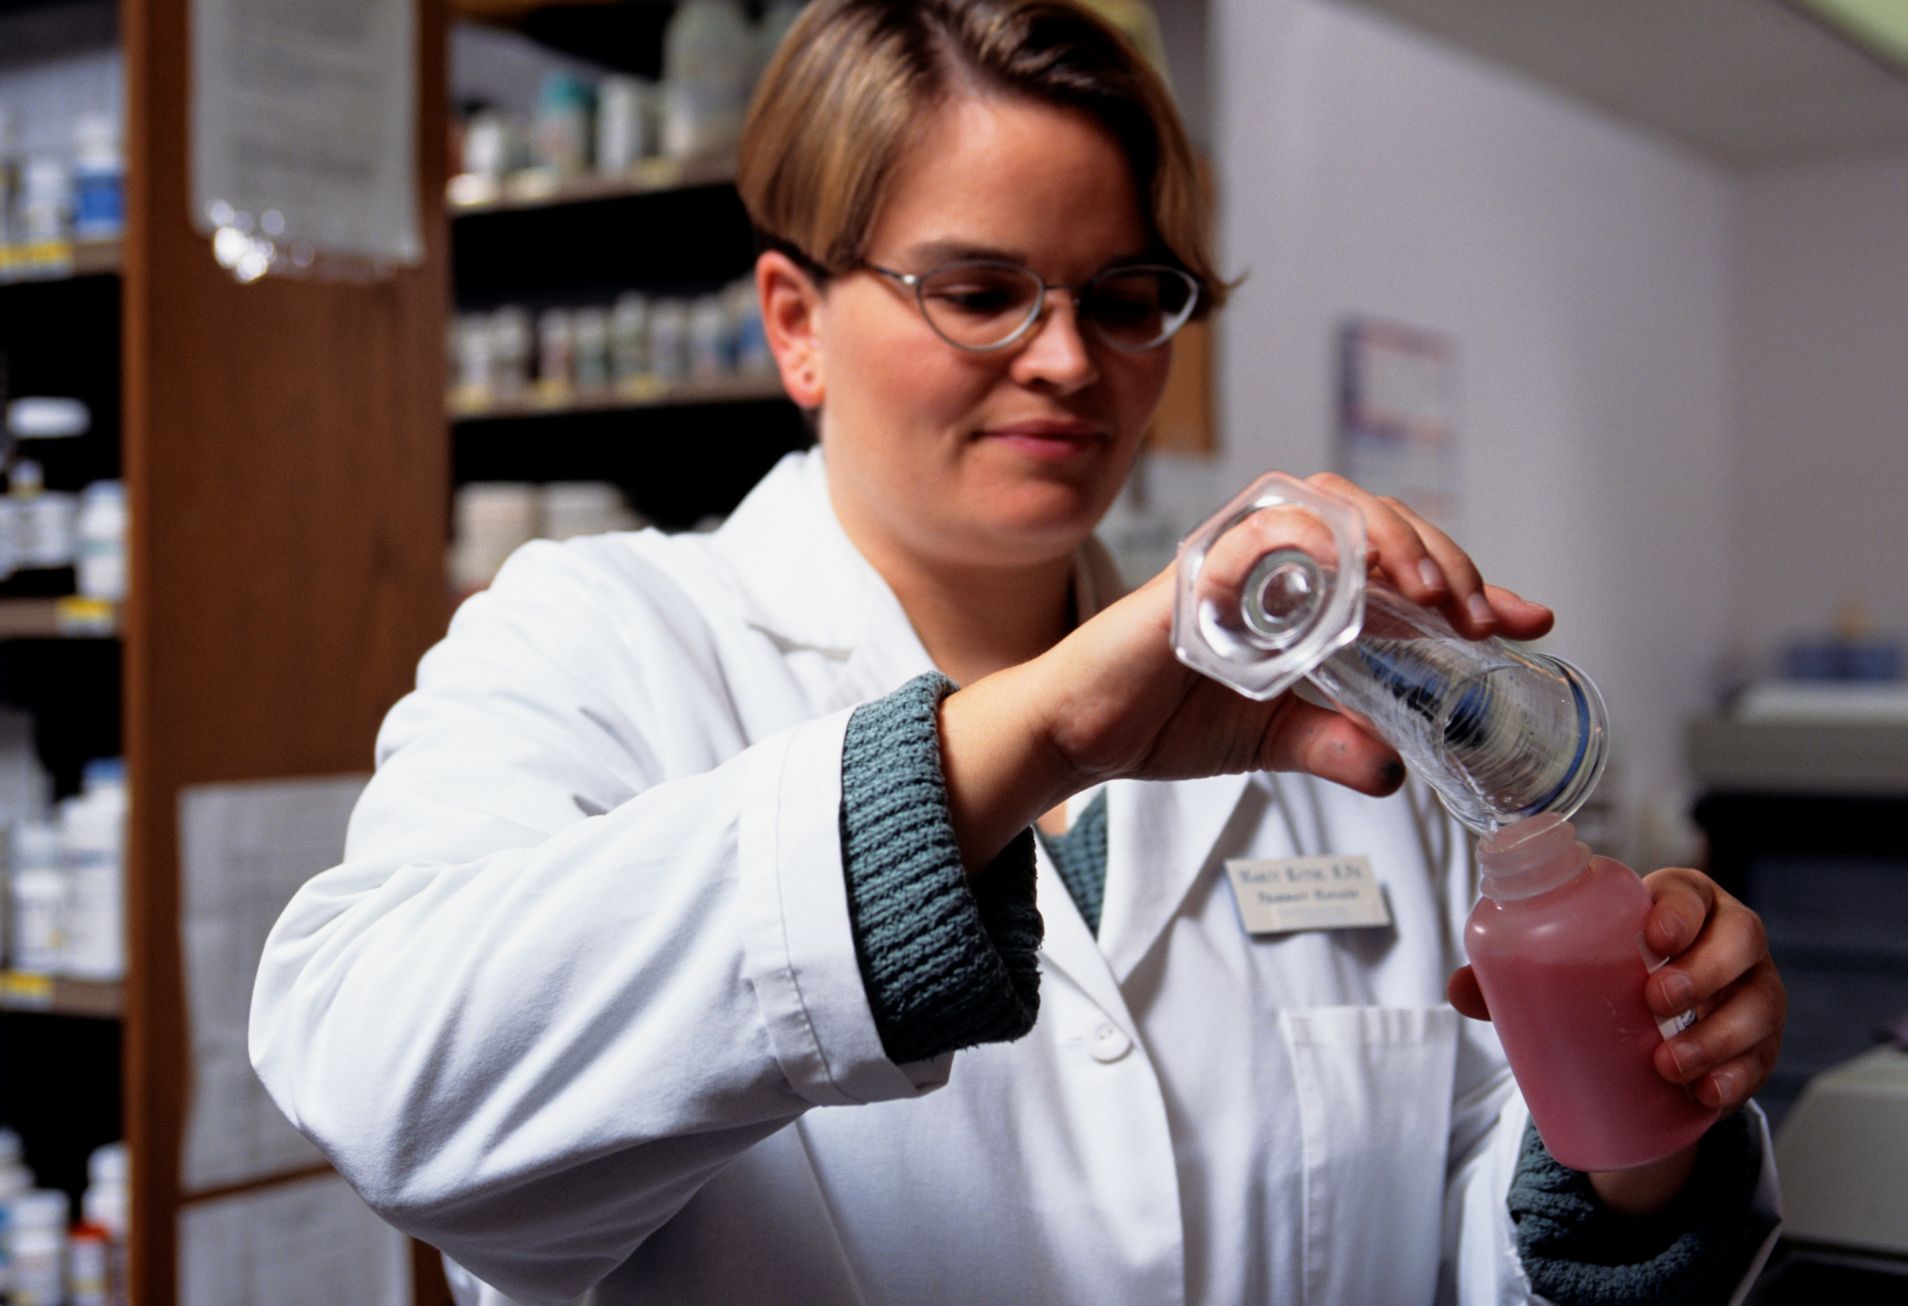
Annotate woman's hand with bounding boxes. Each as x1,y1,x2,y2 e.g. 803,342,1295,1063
937,473,1552,868
1447,869,1786,1213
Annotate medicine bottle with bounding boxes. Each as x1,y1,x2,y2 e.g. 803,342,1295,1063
7,1188,69,1306
59,760,126,982
72,111,125,242
76,481,127,603
661,0,755,163
82,1142,129,1306
9,822,65,975
1464,814,1717,1171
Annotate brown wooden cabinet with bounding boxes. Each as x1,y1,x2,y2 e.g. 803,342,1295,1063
103,0,450,1299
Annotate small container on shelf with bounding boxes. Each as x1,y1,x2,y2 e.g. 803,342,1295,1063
452,482,540,596
571,307,612,394
75,482,127,605
595,75,656,177
71,112,124,243
488,306,534,399
14,157,74,279
8,822,64,976
661,0,757,164
647,298,690,384
610,293,651,391
534,72,595,181
6,1188,70,1306
536,308,576,403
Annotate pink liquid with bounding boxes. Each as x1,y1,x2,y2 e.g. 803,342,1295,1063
1466,851,1718,1172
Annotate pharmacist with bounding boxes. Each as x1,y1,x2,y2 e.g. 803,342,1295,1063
251,2,1785,1302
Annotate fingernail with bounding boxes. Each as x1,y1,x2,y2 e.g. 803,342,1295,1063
1465,593,1494,627
1666,1038,1695,1078
1708,1068,1738,1105
1661,969,1696,1013
1417,559,1447,593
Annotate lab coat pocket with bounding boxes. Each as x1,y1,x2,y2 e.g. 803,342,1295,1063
1280,1005,1459,1306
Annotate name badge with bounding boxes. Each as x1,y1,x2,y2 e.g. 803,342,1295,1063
1224,855,1393,934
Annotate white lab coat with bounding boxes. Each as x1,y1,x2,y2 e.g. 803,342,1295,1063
251,450,1778,1306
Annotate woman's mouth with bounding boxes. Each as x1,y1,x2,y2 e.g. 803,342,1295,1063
978,420,1106,460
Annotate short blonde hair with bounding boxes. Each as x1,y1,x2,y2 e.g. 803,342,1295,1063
738,0,1223,311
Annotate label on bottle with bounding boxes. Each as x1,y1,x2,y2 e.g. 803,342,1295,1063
1224,855,1392,934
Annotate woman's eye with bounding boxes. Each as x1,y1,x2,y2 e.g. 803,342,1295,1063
928,284,1020,316
1090,293,1156,325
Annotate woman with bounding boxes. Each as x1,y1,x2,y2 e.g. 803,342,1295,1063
252,3,1784,1302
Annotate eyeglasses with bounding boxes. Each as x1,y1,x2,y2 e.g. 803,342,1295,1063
861,259,1200,353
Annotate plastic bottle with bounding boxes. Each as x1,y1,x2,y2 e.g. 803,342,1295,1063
534,73,595,178
661,0,756,162
0,108,21,252
536,309,575,396
571,307,612,393
0,1127,36,1299
7,1188,69,1306
1465,814,1718,1171
76,481,127,603
9,822,64,974
16,157,72,268
59,760,125,981
68,1223,112,1306
610,293,650,385
595,75,654,175
71,112,125,241
7,459,79,576
81,1142,128,1306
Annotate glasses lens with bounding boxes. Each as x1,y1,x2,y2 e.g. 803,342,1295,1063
1083,267,1198,350
915,263,1044,350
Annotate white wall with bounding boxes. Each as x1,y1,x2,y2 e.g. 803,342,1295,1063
1732,152,1908,673
1207,0,1742,846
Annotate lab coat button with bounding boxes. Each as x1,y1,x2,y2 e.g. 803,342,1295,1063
1087,1021,1132,1063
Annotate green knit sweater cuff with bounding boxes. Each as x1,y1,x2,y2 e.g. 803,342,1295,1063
1510,1112,1769,1305
840,671,1043,1065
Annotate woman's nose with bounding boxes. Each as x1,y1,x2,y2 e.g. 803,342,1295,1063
1010,293,1100,393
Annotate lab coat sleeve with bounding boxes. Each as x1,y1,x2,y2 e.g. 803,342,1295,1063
249,541,945,1305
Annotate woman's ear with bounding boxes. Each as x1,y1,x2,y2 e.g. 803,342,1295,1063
756,249,826,410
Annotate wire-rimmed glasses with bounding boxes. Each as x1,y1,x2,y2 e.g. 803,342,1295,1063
862,259,1201,353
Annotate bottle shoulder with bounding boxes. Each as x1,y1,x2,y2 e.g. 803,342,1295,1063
1467,855,1650,953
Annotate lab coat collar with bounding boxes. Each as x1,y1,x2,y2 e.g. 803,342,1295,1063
1099,771,1253,984
713,448,1249,991
710,446,1130,691
710,449,890,659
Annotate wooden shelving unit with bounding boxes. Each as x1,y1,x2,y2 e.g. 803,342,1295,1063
449,371,785,421
0,598,119,639
106,0,454,1299
0,971,123,1020
448,157,737,214
0,237,122,284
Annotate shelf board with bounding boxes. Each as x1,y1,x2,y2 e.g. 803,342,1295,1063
0,237,122,285
450,373,788,421
449,158,738,216
0,970,123,1020
0,597,119,638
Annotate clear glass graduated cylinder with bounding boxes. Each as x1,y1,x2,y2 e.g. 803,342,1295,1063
1171,474,1609,834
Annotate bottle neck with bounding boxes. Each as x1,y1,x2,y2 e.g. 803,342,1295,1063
1477,813,1591,901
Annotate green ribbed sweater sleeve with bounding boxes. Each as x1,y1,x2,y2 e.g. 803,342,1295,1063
1510,1111,1771,1305
839,671,1043,1065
